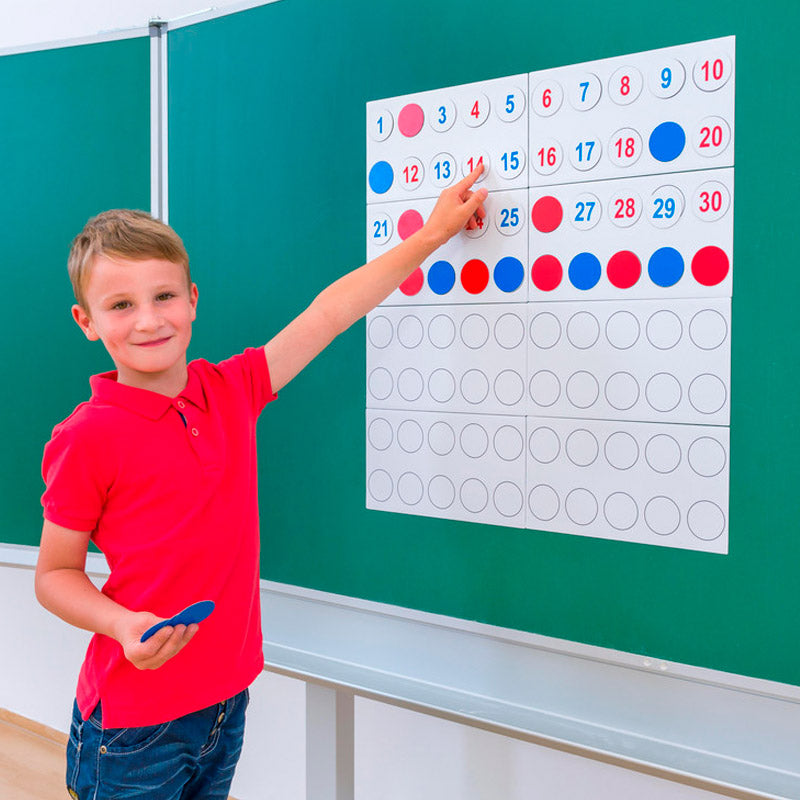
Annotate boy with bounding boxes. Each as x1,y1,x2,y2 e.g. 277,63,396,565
36,166,487,799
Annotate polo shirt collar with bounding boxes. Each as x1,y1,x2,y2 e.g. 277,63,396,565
89,362,208,420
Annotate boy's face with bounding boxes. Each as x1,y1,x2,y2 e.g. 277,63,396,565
72,254,198,391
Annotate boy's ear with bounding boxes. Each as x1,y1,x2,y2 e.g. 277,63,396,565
189,283,199,321
71,304,100,341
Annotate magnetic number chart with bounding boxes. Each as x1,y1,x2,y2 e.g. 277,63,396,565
529,36,735,186
367,73,529,203
366,36,734,554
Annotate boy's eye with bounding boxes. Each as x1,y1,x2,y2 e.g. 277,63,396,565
156,292,175,301
111,300,131,310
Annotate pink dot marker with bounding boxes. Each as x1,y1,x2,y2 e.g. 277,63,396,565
398,103,425,137
692,246,729,287
531,196,563,233
397,209,424,240
400,269,424,296
607,250,641,289
531,255,563,291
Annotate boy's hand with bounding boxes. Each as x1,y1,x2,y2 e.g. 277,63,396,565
114,611,199,671
423,163,489,248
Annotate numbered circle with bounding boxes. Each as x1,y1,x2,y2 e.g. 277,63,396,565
608,128,643,167
369,212,394,246
692,116,731,158
569,73,602,110
692,181,731,222
609,65,643,105
462,152,490,182
532,139,563,175
463,93,490,127
464,212,489,239
368,108,394,141
569,136,602,171
531,80,563,117
570,193,602,231
649,186,685,229
609,191,642,228
429,99,456,132
400,156,424,191
498,147,526,179
496,86,526,122
495,205,525,236
430,153,457,188
649,58,686,99
693,53,733,92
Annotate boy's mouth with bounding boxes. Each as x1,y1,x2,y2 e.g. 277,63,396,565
135,336,172,348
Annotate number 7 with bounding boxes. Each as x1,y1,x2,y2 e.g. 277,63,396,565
580,81,589,102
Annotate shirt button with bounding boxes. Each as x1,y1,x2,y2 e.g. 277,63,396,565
99,745,108,755
177,400,186,409
191,428,199,437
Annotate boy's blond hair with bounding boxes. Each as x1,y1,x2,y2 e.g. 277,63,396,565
68,209,191,309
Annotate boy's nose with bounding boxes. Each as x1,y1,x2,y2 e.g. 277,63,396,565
134,304,164,331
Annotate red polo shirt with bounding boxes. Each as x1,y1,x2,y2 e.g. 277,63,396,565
41,347,276,728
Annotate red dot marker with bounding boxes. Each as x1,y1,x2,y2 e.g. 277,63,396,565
531,196,563,233
607,250,641,289
461,259,489,294
691,246,729,287
398,103,425,137
531,255,563,291
397,209,424,240
399,268,424,296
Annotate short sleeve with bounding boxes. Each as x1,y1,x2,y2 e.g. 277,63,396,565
41,422,111,532
214,347,278,416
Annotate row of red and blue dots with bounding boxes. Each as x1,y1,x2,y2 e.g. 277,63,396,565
530,246,728,292
398,246,728,297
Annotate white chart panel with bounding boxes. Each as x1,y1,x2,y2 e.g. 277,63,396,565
526,416,729,553
527,298,730,425
370,190,529,306
367,303,528,415
367,73,529,203
367,409,526,528
528,37,735,186
529,168,733,302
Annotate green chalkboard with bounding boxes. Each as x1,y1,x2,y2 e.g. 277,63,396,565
168,0,800,685
0,36,151,547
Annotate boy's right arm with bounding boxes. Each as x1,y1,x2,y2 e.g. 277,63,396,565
35,520,197,670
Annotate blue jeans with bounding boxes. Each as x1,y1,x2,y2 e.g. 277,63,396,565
66,689,248,799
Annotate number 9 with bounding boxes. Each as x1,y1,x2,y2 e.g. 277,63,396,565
661,67,672,89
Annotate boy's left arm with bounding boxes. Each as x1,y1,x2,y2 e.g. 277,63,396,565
264,166,488,394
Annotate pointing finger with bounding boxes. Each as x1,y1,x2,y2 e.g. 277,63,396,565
454,162,484,194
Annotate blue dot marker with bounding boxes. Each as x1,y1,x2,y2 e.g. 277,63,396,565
368,161,394,194
648,247,684,287
140,601,215,643
428,260,456,295
494,256,524,293
648,122,686,163
568,253,602,290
